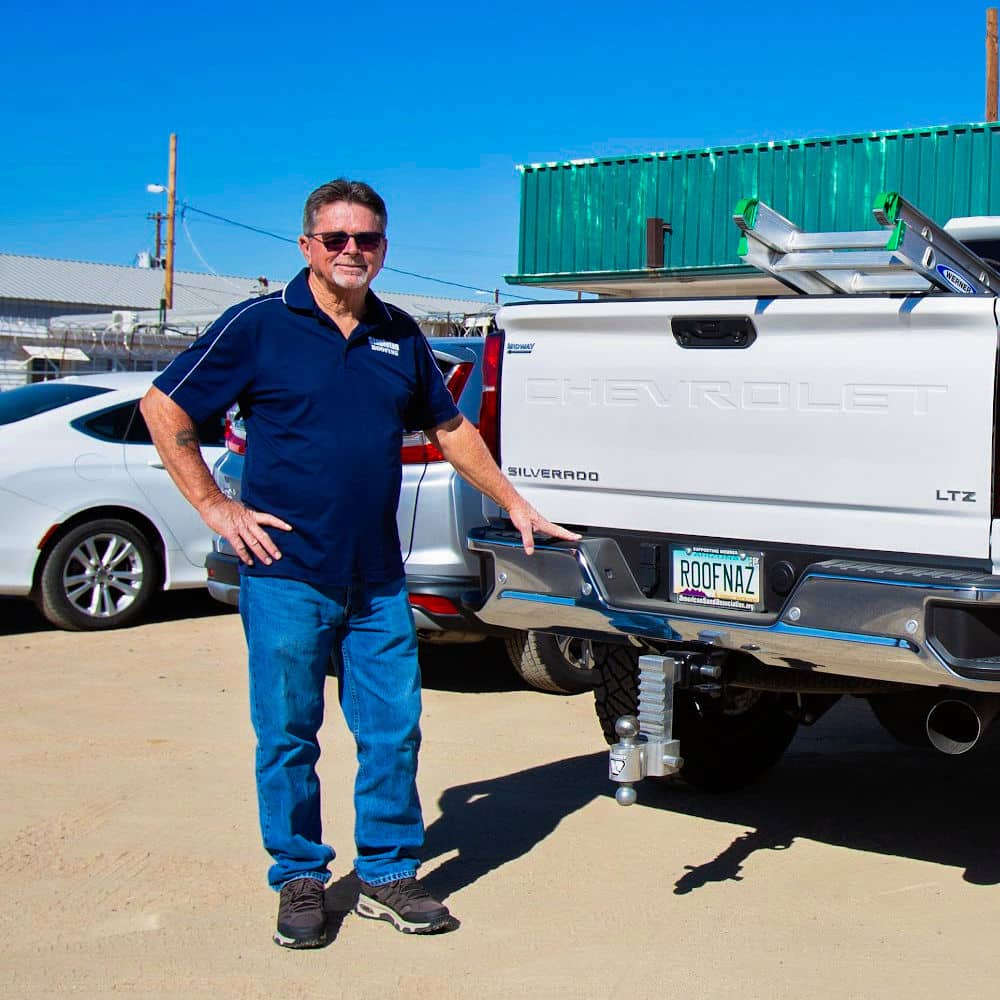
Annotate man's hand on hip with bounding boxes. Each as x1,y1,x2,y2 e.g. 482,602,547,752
200,495,292,566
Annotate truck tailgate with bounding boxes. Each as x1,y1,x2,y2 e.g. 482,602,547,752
497,295,999,561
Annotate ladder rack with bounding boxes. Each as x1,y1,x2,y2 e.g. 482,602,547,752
733,192,1000,295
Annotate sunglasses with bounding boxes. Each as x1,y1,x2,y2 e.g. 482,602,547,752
307,230,385,253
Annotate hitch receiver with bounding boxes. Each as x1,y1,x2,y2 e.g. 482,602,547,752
608,654,683,805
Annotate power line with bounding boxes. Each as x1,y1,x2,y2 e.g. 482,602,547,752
182,204,294,244
179,202,533,301
180,212,248,295
182,211,509,260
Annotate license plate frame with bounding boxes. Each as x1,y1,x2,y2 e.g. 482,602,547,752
669,545,765,613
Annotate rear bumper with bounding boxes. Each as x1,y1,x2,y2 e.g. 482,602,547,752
204,549,501,638
206,549,240,607
405,573,504,637
467,526,1000,693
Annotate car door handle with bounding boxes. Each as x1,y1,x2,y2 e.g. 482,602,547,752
147,460,166,469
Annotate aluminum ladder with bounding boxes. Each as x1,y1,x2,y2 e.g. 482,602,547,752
733,191,1000,296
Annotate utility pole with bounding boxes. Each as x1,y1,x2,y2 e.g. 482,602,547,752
988,8,998,121
164,133,178,310
146,212,165,265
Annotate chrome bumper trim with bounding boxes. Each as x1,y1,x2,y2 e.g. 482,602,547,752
467,529,1000,692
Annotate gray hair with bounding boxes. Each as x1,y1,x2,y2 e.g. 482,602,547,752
302,179,387,234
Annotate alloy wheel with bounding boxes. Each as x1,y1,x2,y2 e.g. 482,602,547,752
62,530,145,620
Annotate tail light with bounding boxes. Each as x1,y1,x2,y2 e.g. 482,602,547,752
443,361,473,406
400,434,445,464
408,593,460,615
478,328,504,463
400,360,475,465
224,415,246,456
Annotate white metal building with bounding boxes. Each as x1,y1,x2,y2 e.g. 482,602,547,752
0,253,497,389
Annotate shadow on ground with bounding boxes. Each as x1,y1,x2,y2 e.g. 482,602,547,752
0,592,530,696
421,751,607,902
323,870,361,944
0,590,235,637
417,699,1000,901
655,700,1000,892
418,638,528,694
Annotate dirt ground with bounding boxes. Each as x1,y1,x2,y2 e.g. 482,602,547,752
4,592,1000,999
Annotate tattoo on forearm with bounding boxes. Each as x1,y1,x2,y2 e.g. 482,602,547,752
175,429,199,450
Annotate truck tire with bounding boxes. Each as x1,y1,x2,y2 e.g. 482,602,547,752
593,648,799,792
504,630,602,694
866,693,933,749
36,518,159,631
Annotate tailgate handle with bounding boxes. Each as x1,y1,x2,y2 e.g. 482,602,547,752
671,316,756,349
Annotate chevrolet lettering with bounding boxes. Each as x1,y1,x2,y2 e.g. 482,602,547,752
524,377,946,414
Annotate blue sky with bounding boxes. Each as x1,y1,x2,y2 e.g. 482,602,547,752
1,0,994,302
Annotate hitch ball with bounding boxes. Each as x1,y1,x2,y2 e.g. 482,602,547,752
609,715,643,806
614,717,639,805
616,716,639,740
615,784,638,807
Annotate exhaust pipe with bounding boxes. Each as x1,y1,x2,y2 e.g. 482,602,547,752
925,697,1000,755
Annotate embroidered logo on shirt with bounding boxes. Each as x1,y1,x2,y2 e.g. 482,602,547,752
370,338,400,357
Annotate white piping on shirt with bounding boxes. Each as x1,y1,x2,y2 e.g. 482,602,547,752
375,296,394,324
165,296,275,399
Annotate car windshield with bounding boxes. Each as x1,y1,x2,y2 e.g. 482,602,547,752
0,382,113,426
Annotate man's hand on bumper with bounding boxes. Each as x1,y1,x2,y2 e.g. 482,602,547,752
507,500,581,556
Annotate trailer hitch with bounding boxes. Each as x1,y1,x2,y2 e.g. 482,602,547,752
609,654,684,805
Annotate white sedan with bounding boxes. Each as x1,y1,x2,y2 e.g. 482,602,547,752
0,372,225,630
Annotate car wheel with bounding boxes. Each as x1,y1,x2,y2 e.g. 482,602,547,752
593,646,798,791
37,518,159,631
504,630,602,694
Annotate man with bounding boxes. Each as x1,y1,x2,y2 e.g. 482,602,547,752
141,178,579,949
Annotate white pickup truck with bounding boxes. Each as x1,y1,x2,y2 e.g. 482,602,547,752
468,192,1000,795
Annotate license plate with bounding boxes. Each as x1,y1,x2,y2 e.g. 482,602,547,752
670,545,764,612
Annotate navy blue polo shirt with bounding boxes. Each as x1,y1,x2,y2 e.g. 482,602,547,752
153,268,460,586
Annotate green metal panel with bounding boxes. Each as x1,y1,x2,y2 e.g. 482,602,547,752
510,122,1000,286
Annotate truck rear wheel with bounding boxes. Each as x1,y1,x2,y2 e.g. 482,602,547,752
504,631,601,694
593,648,799,792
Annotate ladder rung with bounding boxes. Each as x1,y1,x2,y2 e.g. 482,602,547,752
788,231,888,251
734,192,1000,296
771,250,905,272
848,273,932,294
796,271,931,295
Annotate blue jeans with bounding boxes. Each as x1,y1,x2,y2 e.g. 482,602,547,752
239,574,423,890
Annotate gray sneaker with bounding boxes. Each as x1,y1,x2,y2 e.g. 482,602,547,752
274,877,327,948
356,877,454,934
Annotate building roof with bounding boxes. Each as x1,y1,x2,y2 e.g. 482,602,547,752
0,252,497,321
0,253,271,313
376,290,497,321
